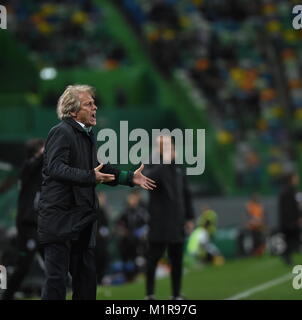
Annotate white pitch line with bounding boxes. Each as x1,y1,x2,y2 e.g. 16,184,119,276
225,273,293,300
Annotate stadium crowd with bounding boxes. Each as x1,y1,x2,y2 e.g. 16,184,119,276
119,0,301,192
3,0,129,69
2,0,301,192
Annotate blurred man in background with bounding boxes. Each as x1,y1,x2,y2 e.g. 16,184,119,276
144,136,194,300
95,192,110,285
278,172,302,265
245,193,266,256
2,138,44,300
116,190,148,282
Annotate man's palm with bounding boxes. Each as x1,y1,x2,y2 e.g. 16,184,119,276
133,164,156,190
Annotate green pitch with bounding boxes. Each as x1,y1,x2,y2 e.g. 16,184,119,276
96,254,302,300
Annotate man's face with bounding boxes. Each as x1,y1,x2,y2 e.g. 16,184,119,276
128,193,140,208
156,135,175,161
292,174,299,186
73,91,98,127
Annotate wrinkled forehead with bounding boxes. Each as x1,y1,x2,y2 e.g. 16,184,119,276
78,91,94,103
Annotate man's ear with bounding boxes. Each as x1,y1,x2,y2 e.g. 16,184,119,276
70,111,78,118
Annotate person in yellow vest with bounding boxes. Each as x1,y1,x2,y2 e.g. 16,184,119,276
186,206,224,266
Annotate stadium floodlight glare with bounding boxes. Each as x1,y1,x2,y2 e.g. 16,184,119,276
40,67,57,80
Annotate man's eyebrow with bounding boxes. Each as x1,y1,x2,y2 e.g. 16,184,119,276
84,99,94,104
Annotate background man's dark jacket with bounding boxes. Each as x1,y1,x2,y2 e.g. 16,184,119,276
279,185,302,231
38,117,133,245
17,153,43,242
117,204,148,234
145,163,194,243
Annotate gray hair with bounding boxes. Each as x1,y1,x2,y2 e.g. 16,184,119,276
56,84,95,120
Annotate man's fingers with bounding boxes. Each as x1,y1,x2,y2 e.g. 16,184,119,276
146,177,156,184
103,177,115,182
101,174,115,181
146,180,156,188
96,172,115,183
144,177,156,188
143,182,154,190
146,177,156,186
94,163,103,171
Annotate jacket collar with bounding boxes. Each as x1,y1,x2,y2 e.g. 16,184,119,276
62,117,96,142
62,117,89,134
75,120,92,133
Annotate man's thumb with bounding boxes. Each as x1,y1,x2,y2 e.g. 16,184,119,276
138,163,144,172
95,163,103,171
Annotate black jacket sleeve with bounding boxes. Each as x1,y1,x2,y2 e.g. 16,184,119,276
100,163,120,187
46,126,96,186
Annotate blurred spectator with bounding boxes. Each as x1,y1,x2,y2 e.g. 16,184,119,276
245,193,266,256
95,192,110,285
187,205,225,266
198,205,217,237
0,174,18,194
115,87,128,108
120,0,298,193
278,172,302,265
6,0,130,69
1,138,44,300
147,0,180,74
116,189,148,281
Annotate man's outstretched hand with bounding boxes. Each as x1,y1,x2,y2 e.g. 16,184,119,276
94,163,115,184
133,164,156,190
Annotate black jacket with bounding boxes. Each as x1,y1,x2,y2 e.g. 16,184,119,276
16,153,43,239
145,163,194,243
38,117,132,245
279,185,302,231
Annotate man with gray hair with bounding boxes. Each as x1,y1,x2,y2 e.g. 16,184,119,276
38,84,156,300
